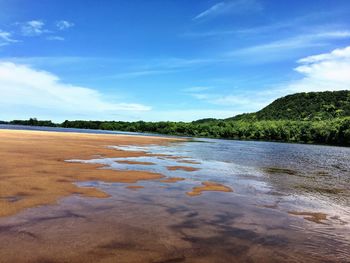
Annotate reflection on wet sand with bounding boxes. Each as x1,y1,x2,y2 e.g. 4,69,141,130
159,177,186,183
264,167,298,175
1,129,350,262
166,166,200,172
187,181,233,196
0,185,347,263
126,185,145,190
116,160,156,165
288,211,328,224
176,159,201,164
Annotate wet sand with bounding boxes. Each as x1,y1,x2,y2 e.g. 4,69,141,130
1,129,349,263
0,130,178,217
187,181,233,196
1,180,346,263
116,160,156,165
166,166,200,172
288,211,328,224
126,185,145,190
159,177,186,183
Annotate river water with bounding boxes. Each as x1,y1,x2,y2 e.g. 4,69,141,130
0,126,349,262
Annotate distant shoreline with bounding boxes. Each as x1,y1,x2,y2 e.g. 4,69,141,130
1,123,349,148
0,124,187,139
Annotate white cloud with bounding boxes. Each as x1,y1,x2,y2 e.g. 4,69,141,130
187,11,343,38
297,46,350,63
228,31,350,59
194,2,226,20
15,19,73,40
193,0,261,20
101,57,220,79
286,45,350,92
56,20,74,30
0,62,150,121
186,46,350,116
210,95,263,107
0,30,18,46
46,36,65,41
187,90,270,113
109,69,174,79
183,86,212,92
21,20,47,36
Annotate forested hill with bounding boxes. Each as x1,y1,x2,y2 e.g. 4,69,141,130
229,90,350,121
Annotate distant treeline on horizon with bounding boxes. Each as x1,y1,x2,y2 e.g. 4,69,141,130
2,90,350,146
2,117,349,146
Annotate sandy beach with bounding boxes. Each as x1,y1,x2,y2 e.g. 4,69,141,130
0,129,182,217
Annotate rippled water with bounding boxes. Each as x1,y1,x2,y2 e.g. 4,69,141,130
60,139,350,261
0,129,349,262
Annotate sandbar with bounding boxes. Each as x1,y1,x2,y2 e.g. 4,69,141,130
0,129,182,217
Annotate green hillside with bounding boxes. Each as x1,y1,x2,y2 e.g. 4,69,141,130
230,90,350,121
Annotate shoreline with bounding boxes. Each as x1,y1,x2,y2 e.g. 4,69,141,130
1,123,349,148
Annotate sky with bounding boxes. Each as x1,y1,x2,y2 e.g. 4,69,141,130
1,0,350,122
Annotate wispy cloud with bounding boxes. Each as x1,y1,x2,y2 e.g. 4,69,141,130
194,2,226,20
183,86,212,92
100,57,223,80
56,20,74,30
46,36,65,41
0,56,101,67
186,88,270,112
20,20,48,36
227,30,350,62
198,93,267,110
0,62,150,121
12,19,74,41
193,0,262,21
0,30,18,46
186,11,344,38
106,69,175,79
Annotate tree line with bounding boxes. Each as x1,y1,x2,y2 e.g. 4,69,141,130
6,117,350,146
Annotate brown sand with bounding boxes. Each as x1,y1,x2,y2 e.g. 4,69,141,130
288,211,328,224
126,185,145,190
116,160,155,165
0,129,182,217
159,177,185,183
187,181,233,196
166,166,199,172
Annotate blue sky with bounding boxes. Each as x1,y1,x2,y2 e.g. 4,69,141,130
1,0,350,121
